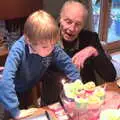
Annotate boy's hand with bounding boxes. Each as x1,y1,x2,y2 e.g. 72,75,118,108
15,108,38,119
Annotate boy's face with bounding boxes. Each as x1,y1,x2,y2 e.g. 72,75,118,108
29,41,55,57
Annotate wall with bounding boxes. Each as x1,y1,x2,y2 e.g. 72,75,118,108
43,0,66,19
0,0,42,20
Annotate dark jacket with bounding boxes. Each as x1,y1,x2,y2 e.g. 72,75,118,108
61,29,116,83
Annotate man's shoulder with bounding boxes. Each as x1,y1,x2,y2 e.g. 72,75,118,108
79,29,98,37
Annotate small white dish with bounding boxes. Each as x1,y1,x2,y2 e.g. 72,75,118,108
116,79,120,87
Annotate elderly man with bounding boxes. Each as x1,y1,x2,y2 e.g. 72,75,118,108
58,0,116,84
41,0,116,106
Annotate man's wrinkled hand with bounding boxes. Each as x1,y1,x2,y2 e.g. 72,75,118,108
15,108,38,120
72,46,98,69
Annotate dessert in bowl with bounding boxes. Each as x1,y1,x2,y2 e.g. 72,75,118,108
61,80,105,119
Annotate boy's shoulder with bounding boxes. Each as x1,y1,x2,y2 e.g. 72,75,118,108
9,35,26,56
10,36,26,50
54,44,62,51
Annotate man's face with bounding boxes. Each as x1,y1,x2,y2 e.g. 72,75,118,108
60,5,87,42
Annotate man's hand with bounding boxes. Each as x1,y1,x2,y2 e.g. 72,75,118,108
72,46,98,69
0,67,4,72
15,108,38,120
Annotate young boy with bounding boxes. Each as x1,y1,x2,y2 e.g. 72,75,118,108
0,10,81,119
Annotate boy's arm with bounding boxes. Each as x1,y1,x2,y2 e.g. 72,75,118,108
0,38,24,118
0,38,38,119
53,45,81,82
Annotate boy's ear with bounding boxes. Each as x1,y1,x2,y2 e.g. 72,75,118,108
24,34,30,45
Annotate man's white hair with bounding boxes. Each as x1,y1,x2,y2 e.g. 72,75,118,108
60,0,88,18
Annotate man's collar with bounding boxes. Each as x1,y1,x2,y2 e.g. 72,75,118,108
57,38,79,50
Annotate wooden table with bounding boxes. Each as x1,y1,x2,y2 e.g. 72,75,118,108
102,81,120,93
100,81,120,110
21,107,57,120
24,81,120,120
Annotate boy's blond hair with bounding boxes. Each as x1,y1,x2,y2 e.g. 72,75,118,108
24,10,59,45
